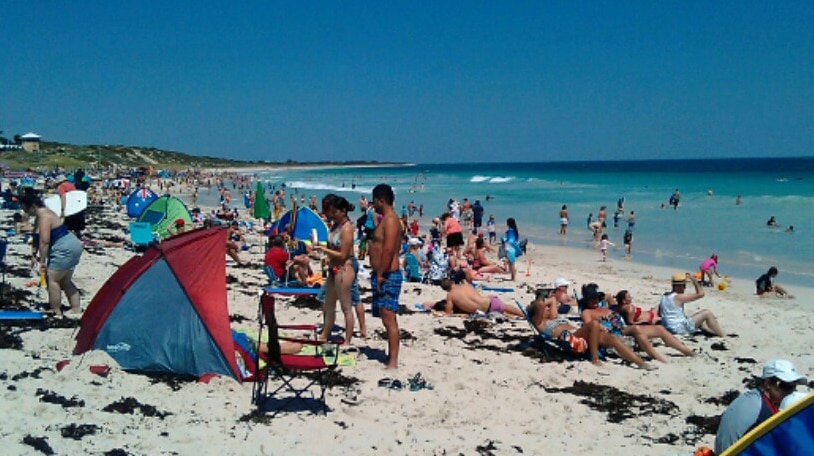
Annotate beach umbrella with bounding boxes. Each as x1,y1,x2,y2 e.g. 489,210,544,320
253,181,270,220
271,207,328,243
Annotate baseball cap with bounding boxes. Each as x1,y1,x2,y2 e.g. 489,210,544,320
174,218,185,227
762,359,807,384
408,237,422,246
554,278,569,288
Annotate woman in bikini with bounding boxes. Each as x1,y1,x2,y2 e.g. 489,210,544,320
314,196,364,345
471,237,507,275
615,290,661,325
581,289,694,363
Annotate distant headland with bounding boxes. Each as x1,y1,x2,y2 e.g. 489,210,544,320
0,140,408,171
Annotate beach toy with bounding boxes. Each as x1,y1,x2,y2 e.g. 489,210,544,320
718,282,727,291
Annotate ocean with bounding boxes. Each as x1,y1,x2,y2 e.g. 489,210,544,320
252,157,814,289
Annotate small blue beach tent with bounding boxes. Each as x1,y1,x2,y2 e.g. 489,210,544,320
126,187,158,218
271,207,329,242
720,392,814,455
73,227,241,381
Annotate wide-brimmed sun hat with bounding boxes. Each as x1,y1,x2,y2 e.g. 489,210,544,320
672,273,687,285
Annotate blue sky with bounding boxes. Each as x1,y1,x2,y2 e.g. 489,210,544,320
2,2,812,163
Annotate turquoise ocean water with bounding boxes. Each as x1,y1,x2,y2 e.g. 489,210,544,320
252,158,814,289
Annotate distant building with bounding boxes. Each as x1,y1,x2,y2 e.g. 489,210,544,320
20,132,41,152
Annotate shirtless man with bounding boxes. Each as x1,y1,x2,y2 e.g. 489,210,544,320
368,184,403,369
439,279,523,317
528,280,655,369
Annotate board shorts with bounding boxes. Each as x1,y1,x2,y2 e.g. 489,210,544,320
487,295,506,313
370,270,403,314
446,232,464,248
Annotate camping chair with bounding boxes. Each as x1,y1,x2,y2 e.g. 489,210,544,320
128,222,156,252
514,300,604,360
252,290,338,417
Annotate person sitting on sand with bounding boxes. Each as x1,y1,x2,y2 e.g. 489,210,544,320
715,359,807,454
659,273,724,337
470,237,507,274
527,286,656,370
615,290,660,325
438,278,523,317
755,266,792,298
581,287,694,363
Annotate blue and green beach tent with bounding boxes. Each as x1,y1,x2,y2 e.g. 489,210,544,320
126,187,158,218
73,227,241,381
136,195,192,240
270,207,329,243
720,392,814,455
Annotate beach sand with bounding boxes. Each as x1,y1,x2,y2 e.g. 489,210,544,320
1,192,812,455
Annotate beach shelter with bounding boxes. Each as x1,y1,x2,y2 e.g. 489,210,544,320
125,187,158,218
137,195,192,240
73,227,241,381
271,207,329,242
720,392,814,455
253,181,270,220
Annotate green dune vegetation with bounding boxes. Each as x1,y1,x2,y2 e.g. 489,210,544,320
0,140,402,171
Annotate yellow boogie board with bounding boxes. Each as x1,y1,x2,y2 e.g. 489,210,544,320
720,392,814,455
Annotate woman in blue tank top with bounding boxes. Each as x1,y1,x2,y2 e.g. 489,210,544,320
21,194,83,317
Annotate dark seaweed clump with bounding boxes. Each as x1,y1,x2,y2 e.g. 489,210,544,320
61,423,101,440
704,389,741,407
544,380,679,423
36,388,85,408
22,435,54,455
102,397,171,419
146,372,198,391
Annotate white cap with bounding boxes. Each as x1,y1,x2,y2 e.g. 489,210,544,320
762,359,807,384
408,238,422,246
554,278,570,288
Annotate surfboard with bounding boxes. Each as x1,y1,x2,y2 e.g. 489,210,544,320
44,190,88,216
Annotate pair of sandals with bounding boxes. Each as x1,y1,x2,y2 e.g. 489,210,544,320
378,373,433,392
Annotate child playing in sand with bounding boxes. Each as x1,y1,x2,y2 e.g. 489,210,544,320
599,234,614,262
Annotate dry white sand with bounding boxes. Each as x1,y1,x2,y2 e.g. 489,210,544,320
1,196,811,456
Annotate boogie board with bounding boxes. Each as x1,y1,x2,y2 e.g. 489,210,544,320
44,190,88,216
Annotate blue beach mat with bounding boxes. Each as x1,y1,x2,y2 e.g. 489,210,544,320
0,311,45,320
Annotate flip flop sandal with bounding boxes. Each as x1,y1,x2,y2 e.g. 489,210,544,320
377,378,403,390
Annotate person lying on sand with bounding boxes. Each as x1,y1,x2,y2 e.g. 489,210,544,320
528,286,656,370
439,278,523,317
580,287,694,363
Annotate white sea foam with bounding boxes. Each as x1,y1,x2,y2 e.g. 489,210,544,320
284,180,375,195
470,175,514,184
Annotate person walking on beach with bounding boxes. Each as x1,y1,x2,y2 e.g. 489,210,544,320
22,194,83,318
623,229,633,259
559,205,568,235
486,215,496,244
472,199,484,234
369,184,403,369
599,233,614,262
440,212,464,259
501,217,522,281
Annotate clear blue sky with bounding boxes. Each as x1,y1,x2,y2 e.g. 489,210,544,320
2,2,812,163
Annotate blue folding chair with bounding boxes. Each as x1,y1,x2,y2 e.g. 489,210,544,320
128,222,156,252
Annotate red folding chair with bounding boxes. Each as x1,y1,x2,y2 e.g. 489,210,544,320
251,290,339,416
